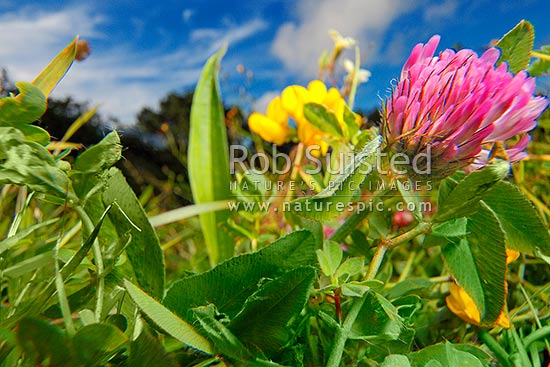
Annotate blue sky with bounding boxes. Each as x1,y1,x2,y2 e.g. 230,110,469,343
1,0,549,124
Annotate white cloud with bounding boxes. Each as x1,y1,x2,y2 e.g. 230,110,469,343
0,6,104,81
190,18,268,50
270,0,419,77
423,0,458,20
0,5,267,124
182,8,194,23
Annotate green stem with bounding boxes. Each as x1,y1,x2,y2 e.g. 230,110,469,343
386,222,432,249
325,295,366,367
74,205,105,322
530,50,550,61
347,46,361,111
329,207,369,244
284,143,305,202
325,221,432,366
366,244,388,280
54,250,75,335
523,326,550,349
397,250,416,282
478,330,512,367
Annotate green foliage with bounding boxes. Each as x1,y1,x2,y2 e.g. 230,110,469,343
409,342,491,367
441,203,507,325
103,168,165,298
0,127,71,197
188,46,233,266
350,292,404,341
163,230,316,321
228,266,316,356
72,323,127,365
128,330,179,367
72,130,122,174
303,102,344,138
16,318,73,366
434,160,509,222
529,45,550,76
124,279,214,354
0,82,49,145
496,19,534,73
290,135,382,220
482,181,550,256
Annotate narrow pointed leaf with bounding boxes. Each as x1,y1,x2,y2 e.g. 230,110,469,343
32,37,77,98
188,46,233,266
291,135,382,220
124,280,214,354
103,168,165,298
434,161,509,222
0,218,59,255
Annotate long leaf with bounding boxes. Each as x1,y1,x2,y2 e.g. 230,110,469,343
188,46,233,266
2,205,111,328
148,200,232,227
434,161,509,222
0,218,59,255
291,135,382,221
32,37,77,98
124,280,214,355
102,168,165,298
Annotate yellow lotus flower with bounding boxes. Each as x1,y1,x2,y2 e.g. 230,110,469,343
248,97,290,145
445,249,520,328
248,80,360,155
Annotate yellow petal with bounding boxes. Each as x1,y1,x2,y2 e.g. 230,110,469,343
446,283,481,325
248,112,289,145
307,80,327,103
266,96,288,125
323,87,342,111
281,85,308,120
495,311,511,329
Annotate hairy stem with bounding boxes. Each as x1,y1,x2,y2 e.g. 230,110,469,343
74,205,105,322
